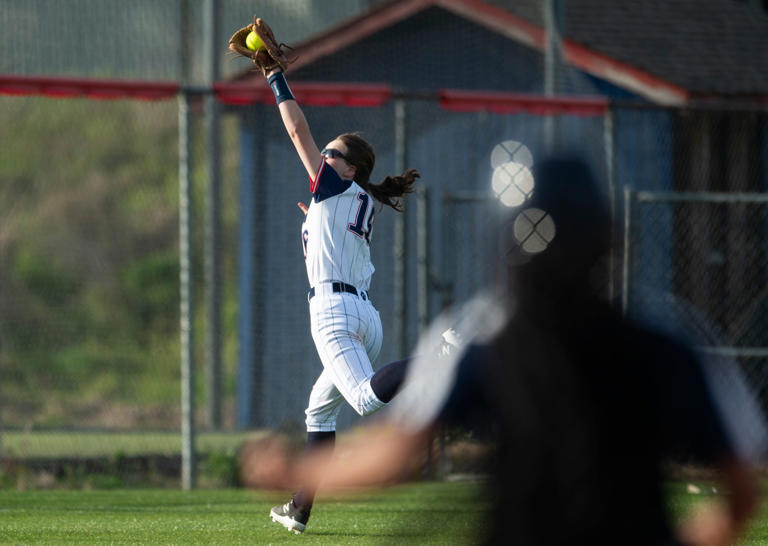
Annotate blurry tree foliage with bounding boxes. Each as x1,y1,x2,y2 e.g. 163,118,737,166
0,97,240,428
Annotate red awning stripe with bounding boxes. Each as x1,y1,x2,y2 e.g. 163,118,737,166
0,76,611,116
214,81,393,107
0,75,179,100
439,89,608,116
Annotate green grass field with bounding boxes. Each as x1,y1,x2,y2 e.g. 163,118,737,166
1,432,766,544
1,482,766,545
0,482,487,545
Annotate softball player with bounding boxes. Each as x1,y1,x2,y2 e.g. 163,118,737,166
263,67,419,533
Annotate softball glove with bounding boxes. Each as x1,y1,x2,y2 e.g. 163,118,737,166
228,17,296,76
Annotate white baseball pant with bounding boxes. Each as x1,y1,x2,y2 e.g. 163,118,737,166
304,288,384,432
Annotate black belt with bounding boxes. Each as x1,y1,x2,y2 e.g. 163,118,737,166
308,282,368,301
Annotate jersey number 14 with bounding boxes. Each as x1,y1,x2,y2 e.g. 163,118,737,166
347,192,375,244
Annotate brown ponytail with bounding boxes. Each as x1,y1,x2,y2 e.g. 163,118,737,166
364,168,419,212
338,133,419,212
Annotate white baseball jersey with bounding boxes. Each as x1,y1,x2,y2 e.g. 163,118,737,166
301,160,375,291
301,159,385,432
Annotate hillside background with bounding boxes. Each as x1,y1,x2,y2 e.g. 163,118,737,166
0,1,381,430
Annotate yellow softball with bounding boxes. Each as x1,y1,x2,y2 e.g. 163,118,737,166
246,31,264,51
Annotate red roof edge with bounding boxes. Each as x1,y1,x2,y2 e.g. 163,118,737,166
236,0,687,106
444,0,688,105
215,81,393,107
440,0,545,49
440,89,608,116
232,0,437,81
0,75,179,100
564,42,689,105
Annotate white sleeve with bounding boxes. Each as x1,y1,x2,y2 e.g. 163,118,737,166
385,290,508,432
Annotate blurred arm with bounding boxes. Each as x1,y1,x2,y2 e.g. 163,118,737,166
241,424,432,492
301,425,432,491
677,456,761,546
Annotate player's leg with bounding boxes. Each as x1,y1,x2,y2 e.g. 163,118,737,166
370,358,410,402
304,367,346,432
271,370,345,533
310,295,386,416
311,295,413,413
269,429,334,534
359,297,409,403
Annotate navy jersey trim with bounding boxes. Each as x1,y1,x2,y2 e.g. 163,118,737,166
309,158,325,194
311,159,353,203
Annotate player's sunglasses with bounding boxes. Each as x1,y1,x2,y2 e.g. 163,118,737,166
321,148,348,161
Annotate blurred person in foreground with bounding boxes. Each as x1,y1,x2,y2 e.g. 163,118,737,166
242,157,765,545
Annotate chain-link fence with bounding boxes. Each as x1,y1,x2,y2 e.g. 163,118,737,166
0,0,382,82
625,191,768,414
2,93,766,433
0,94,237,431
620,107,768,420
1,0,767,479
232,96,612,431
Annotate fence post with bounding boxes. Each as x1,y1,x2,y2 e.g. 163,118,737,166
203,0,222,430
393,99,408,356
179,90,196,491
544,0,564,153
236,111,261,429
416,186,429,334
178,0,196,491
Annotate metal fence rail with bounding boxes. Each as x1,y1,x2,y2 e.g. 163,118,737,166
624,188,768,416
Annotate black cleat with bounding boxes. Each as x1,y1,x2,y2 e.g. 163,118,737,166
270,499,310,534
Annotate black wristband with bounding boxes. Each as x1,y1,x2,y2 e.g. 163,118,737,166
267,71,295,105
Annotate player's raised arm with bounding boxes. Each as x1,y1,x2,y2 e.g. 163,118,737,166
228,17,322,180
265,68,323,180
